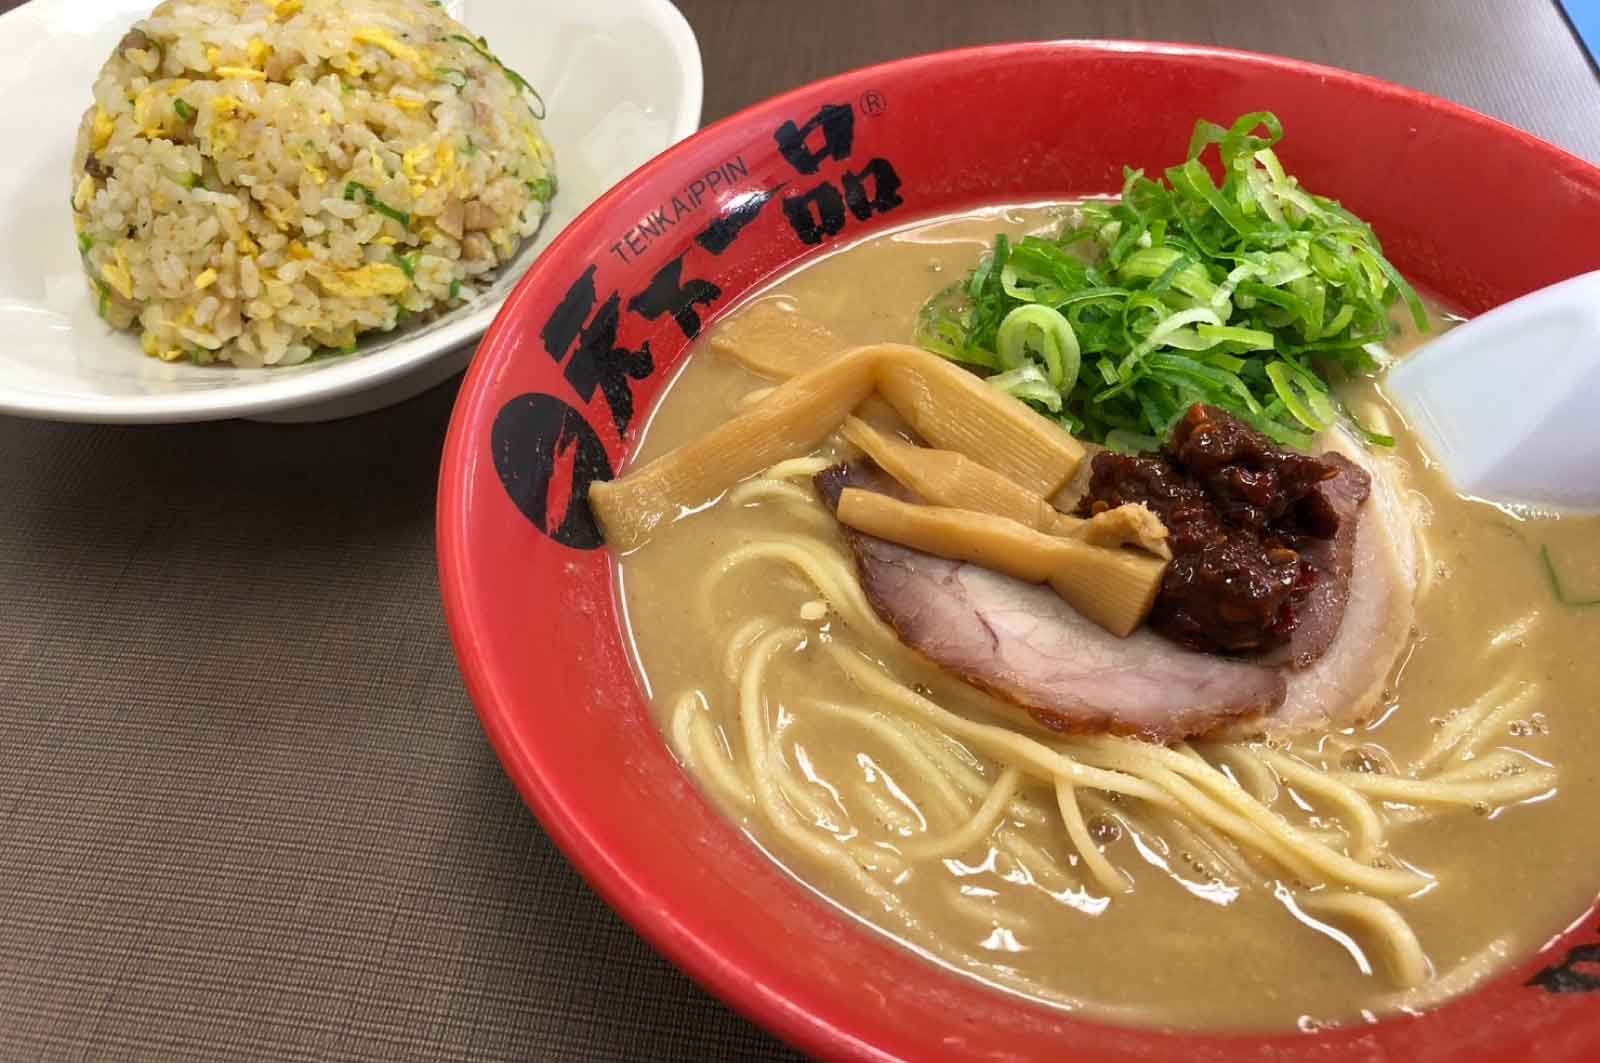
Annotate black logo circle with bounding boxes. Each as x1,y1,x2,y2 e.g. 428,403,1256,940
491,393,613,550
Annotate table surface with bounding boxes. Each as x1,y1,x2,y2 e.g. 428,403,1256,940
2,2,1596,1061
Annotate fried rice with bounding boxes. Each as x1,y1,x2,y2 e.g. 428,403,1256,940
71,0,556,367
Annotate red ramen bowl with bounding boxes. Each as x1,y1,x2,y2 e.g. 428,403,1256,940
438,42,1600,1061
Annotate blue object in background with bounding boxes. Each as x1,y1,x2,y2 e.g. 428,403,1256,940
1560,0,1600,68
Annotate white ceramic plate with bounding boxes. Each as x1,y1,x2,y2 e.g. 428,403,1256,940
0,0,702,423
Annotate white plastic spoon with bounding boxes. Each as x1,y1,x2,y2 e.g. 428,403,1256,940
1385,269,1600,511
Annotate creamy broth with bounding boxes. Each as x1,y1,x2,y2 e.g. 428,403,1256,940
616,206,1600,1029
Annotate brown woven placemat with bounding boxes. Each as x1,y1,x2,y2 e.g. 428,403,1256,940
1,2,1593,1060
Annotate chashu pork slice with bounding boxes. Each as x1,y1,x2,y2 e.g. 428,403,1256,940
817,463,1287,742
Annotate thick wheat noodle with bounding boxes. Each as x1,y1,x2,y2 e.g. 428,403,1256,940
1190,805,1271,884
726,479,838,527
733,627,1071,1007
772,710,878,834
1069,736,1426,896
1299,827,1357,850
900,727,1053,828
901,767,1022,859
717,540,1106,827
1430,748,1540,784
1173,740,1276,819
714,537,1080,756
737,626,900,908
1413,520,1440,597
1375,805,1432,832
716,538,1207,822
668,690,698,763
994,827,1078,894
1487,610,1541,650
1070,739,1322,883
868,845,910,877
833,647,1179,806
854,780,923,834
1329,766,1555,807
1122,741,1401,885
776,752,846,829
1086,789,1263,888
916,744,1053,829
709,539,891,644
1055,780,1130,894
844,821,910,876
1066,738,1327,887
747,642,857,832
902,716,988,777
1381,939,1513,1012
691,714,756,810
1135,743,1423,894
847,643,1416,896
762,457,835,481
777,696,973,885
806,698,974,825
1173,813,1264,887
1442,684,1539,767
1456,698,1540,763
707,630,992,845
1299,892,1431,988
670,694,757,811
1093,804,1181,877
1255,747,1386,863
810,698,1052,829
721,617,774,683
1204,742,1281,804
1414,679,1528,770
945,885,1040,936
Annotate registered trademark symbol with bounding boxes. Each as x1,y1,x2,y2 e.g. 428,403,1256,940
859,90,887,117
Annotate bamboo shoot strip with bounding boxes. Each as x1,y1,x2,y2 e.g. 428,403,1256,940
842,417,1170,559
591,353,876,551
708,312,1086,490
590,344,1086,551
706,299,842,379
842,416,1070,532
835,488,1166,637
871,346,1085,495
710,305,905,429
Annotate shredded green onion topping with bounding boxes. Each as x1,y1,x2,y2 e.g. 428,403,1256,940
916,112,1428,451
173,98,196,122
1541,546,1600,607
